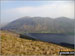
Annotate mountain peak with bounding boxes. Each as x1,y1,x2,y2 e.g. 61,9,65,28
2,17,74,33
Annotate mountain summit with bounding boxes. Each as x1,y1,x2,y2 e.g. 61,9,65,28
2,17,74,34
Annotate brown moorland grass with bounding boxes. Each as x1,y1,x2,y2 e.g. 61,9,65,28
0,30,74,56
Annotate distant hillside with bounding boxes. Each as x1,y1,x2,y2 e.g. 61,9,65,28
0,23,8,29
1,17,74,34
1,31,74,55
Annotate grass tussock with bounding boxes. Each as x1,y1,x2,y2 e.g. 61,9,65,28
0,31,74,55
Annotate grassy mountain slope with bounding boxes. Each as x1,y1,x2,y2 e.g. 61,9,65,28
1,31,74,55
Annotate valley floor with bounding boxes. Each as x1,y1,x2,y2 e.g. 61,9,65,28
0,31,74,55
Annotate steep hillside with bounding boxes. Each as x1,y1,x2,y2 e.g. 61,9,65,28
1,17,74,34
1,31,74,55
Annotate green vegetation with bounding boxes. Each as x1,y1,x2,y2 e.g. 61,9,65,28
1,31,74,55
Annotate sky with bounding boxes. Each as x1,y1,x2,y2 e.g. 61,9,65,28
1,0,74,24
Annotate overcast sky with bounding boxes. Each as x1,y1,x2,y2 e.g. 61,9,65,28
1,0,74,24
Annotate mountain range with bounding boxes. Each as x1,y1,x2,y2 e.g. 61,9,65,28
1,16,74,34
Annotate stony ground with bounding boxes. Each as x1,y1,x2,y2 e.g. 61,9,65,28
0,31,74,56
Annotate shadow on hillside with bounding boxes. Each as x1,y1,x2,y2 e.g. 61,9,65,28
19,34,74,49
19,34,37,41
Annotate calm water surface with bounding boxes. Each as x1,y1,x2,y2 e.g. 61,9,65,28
26,33,74,45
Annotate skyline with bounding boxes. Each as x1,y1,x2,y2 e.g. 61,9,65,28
1,0,74,24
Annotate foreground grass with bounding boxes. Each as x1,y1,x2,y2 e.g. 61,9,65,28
0,31,74,55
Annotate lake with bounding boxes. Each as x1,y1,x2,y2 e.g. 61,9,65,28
26,33,74,45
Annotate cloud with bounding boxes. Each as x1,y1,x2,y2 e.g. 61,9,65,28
1,1,74,23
